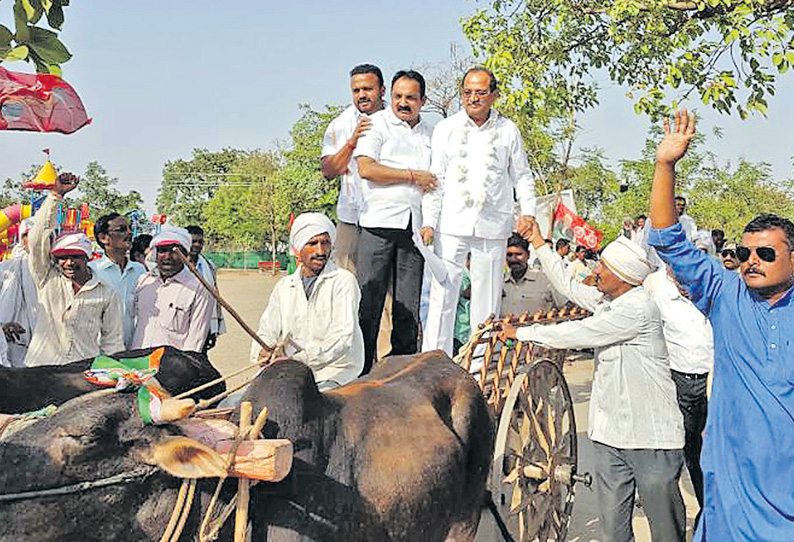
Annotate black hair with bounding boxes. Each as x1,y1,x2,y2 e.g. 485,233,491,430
94,212,123,250
130,234,152,260
575,245,587,253
636,214,647,221
350,64,384,88
711,228,724,237
463,67,498,92
391,70,426,98
744,214,794,249
507,232,529,252
674,196,687,203
186,225,204,237
556,238,571,250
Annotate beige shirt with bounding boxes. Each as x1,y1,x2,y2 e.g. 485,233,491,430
26,193,124,367
131,266,212,353
501,268,555,317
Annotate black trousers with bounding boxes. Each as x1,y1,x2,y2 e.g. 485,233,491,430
670,369,708,509
356,225,423,374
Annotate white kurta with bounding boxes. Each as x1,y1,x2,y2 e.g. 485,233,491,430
422,110,537,354
250,262,364,388
0,252,38,367
321,104,365,225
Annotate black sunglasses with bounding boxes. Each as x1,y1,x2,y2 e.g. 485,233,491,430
721,249,735,258
736,246,776,263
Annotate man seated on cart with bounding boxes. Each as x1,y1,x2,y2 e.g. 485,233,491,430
501,223,686,542
250,213,364,391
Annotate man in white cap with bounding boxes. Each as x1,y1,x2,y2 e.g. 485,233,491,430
131,226,211,352
0,217,39,366
502,222,686,542
250,212,364,390
25,173,124,366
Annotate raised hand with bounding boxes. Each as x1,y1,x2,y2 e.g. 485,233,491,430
656,108,697,165
53,172,80,197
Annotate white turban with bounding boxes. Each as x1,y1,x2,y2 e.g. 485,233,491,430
290,213,336,253
150,227,191,253
600,236,655,286
51,232,93,258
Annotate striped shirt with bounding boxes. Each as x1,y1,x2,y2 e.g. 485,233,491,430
26,193,124,367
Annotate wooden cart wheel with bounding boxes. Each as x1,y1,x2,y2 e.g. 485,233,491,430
491,360,579,541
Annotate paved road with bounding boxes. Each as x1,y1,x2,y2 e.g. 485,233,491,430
210,270,700,541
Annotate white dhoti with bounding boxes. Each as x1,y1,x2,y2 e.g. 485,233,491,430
422,233,507,356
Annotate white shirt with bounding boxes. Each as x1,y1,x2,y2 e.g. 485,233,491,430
89,256,146,349
517,245,683,449
26,193,124,367
250,262,364,388
0,253,38,367
354,108,433,230
643,269,714,374
321,105,365,225
423,110,536,239
131,266,212,352
678,214,697,241
195,254,227,336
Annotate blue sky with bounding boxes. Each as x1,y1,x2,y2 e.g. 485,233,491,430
1,1,792,215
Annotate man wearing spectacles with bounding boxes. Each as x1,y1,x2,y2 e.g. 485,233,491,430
422,67,537,356
648,109,794,541
90,213,146,349
719,242,739,271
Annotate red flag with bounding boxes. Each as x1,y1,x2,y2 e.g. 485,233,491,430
0,66,90,134
553,202,603,250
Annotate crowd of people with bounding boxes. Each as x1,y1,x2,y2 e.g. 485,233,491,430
0,63,791,541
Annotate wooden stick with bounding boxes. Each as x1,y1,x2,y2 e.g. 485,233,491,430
235,402,252,542
177,251,270,352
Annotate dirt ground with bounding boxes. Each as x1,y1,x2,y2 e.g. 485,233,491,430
210,270,699,541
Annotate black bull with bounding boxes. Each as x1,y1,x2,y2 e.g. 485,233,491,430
0,351,494,541
0,346,225,413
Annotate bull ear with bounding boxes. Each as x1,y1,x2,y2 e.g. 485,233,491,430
151,436,227,479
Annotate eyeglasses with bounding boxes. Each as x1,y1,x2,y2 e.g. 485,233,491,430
462,89,492,98
721,249,735,258
736,246,777,263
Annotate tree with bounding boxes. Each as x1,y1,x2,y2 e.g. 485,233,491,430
419,43,474,119
463,0,794,120
78,161,144,220
157,148,246,227
0,0,72,75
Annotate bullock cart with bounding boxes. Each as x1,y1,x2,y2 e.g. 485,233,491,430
454,307,593,542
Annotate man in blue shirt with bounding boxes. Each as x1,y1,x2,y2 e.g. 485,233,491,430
647,108,794,541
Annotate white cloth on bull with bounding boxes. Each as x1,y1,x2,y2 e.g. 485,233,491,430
250,261,363,389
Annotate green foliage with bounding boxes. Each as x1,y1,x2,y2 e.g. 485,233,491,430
78,161,144,220
463,0,794,120
0,0,72,75
157,148,246,227
174,104,342,251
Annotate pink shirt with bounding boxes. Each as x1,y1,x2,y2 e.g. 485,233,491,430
131,266,211,352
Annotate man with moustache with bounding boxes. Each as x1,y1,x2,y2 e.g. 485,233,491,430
90,213,146,349
500,233,555,317
26,173,124,366
501,222,685,542
421,67,537,355
321,63,385,272
648,109,794,541
354,70,436,373
250,213,364,390
131,227,211,352
187,225,226,352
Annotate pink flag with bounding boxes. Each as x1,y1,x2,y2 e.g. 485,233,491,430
0,66,90,134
